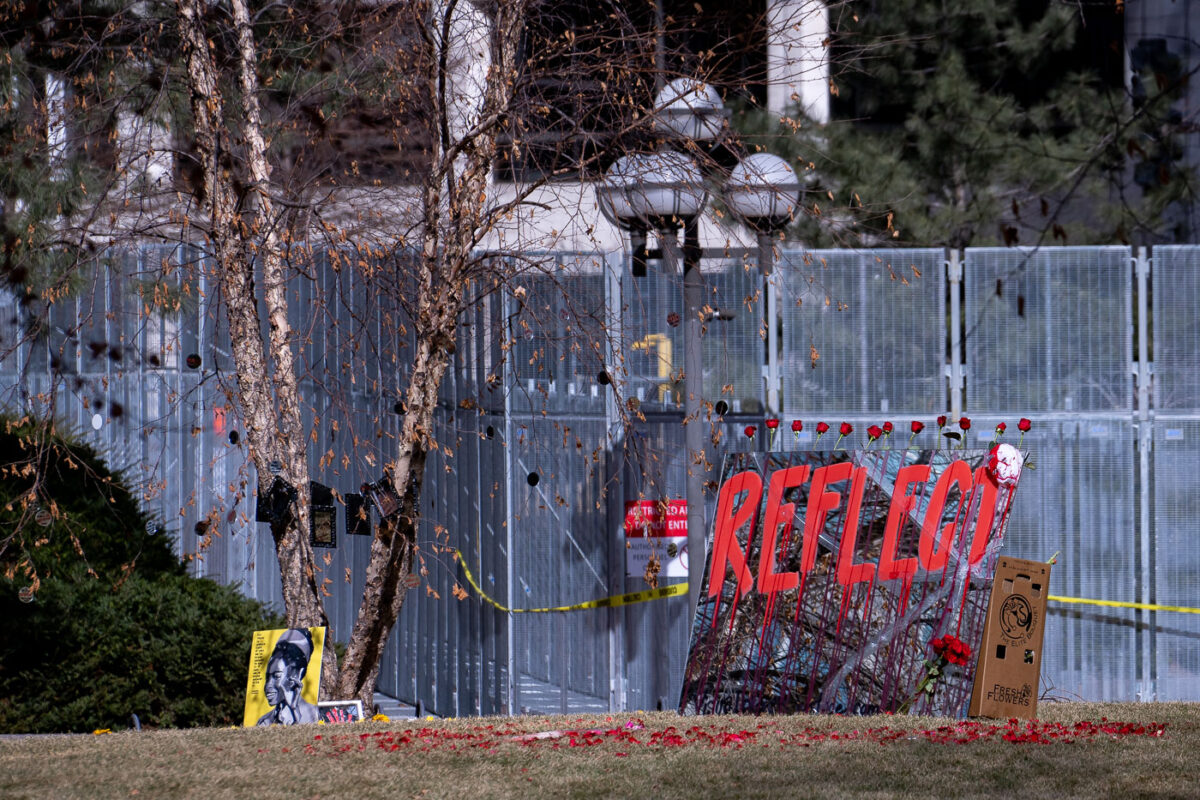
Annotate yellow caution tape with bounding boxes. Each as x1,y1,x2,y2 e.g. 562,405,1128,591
453,550,687,613
1048,595,1200,615
455,550,1200,617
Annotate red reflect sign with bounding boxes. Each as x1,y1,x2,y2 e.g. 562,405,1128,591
681,447,1025,717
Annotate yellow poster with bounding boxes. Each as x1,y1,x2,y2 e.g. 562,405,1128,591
242,627,326,727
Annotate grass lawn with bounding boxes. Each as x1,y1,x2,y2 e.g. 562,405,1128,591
1,703,1194,800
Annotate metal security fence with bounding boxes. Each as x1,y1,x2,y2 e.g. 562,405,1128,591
1149,245,1200,702
959,247,1146,701
778,248,948,415
963,246,1133,414
4,244,1200,715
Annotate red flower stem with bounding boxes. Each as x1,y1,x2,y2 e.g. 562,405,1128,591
898,654,948,714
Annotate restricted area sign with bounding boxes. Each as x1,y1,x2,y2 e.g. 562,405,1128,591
624,499,688,579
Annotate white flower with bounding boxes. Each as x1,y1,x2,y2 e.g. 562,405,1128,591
990,443,1023,487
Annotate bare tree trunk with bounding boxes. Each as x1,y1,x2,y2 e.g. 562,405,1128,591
177,0,332,687
334,0,524,710
335,334,449,706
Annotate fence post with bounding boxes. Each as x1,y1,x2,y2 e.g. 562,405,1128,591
766,249,780,413
947,249,964,418
503,289,518,715
604,253,625,712
1135,245,1156,700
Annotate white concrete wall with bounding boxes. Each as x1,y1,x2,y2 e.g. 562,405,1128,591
767,0,829,122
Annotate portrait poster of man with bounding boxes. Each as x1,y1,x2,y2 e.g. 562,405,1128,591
242,627,326,727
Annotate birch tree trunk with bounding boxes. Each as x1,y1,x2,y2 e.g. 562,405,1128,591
177,0,530,709
177,0,333,688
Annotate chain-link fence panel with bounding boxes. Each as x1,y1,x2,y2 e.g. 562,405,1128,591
508,254,610,417
507,413,614,713
960,415,1143,701
778,249,947,415
964,247,1133,413
1150,415,1200,700
621,257,765,415
0,245,243,575
1152,246,1200,409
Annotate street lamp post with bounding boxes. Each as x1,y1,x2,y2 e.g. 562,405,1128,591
723,153,804,413
599,80,801,623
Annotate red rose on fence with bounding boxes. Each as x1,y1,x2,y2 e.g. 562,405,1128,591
882,421,894,436
744,425,756,439
1018,417,1032,447
765,418,779,430
908,420,925,448
834,422,853,451
814,421,829,445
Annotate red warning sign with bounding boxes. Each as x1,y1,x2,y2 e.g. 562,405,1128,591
624,500,688,579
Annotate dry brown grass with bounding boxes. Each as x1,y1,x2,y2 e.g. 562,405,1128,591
1,702,1195,800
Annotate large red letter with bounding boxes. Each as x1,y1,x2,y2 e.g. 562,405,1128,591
836,466,875,586
801,462,853,572
918,459,974,572
708,470,763,598
966,466,1001,565
757,465,811,596
878,464,929,582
